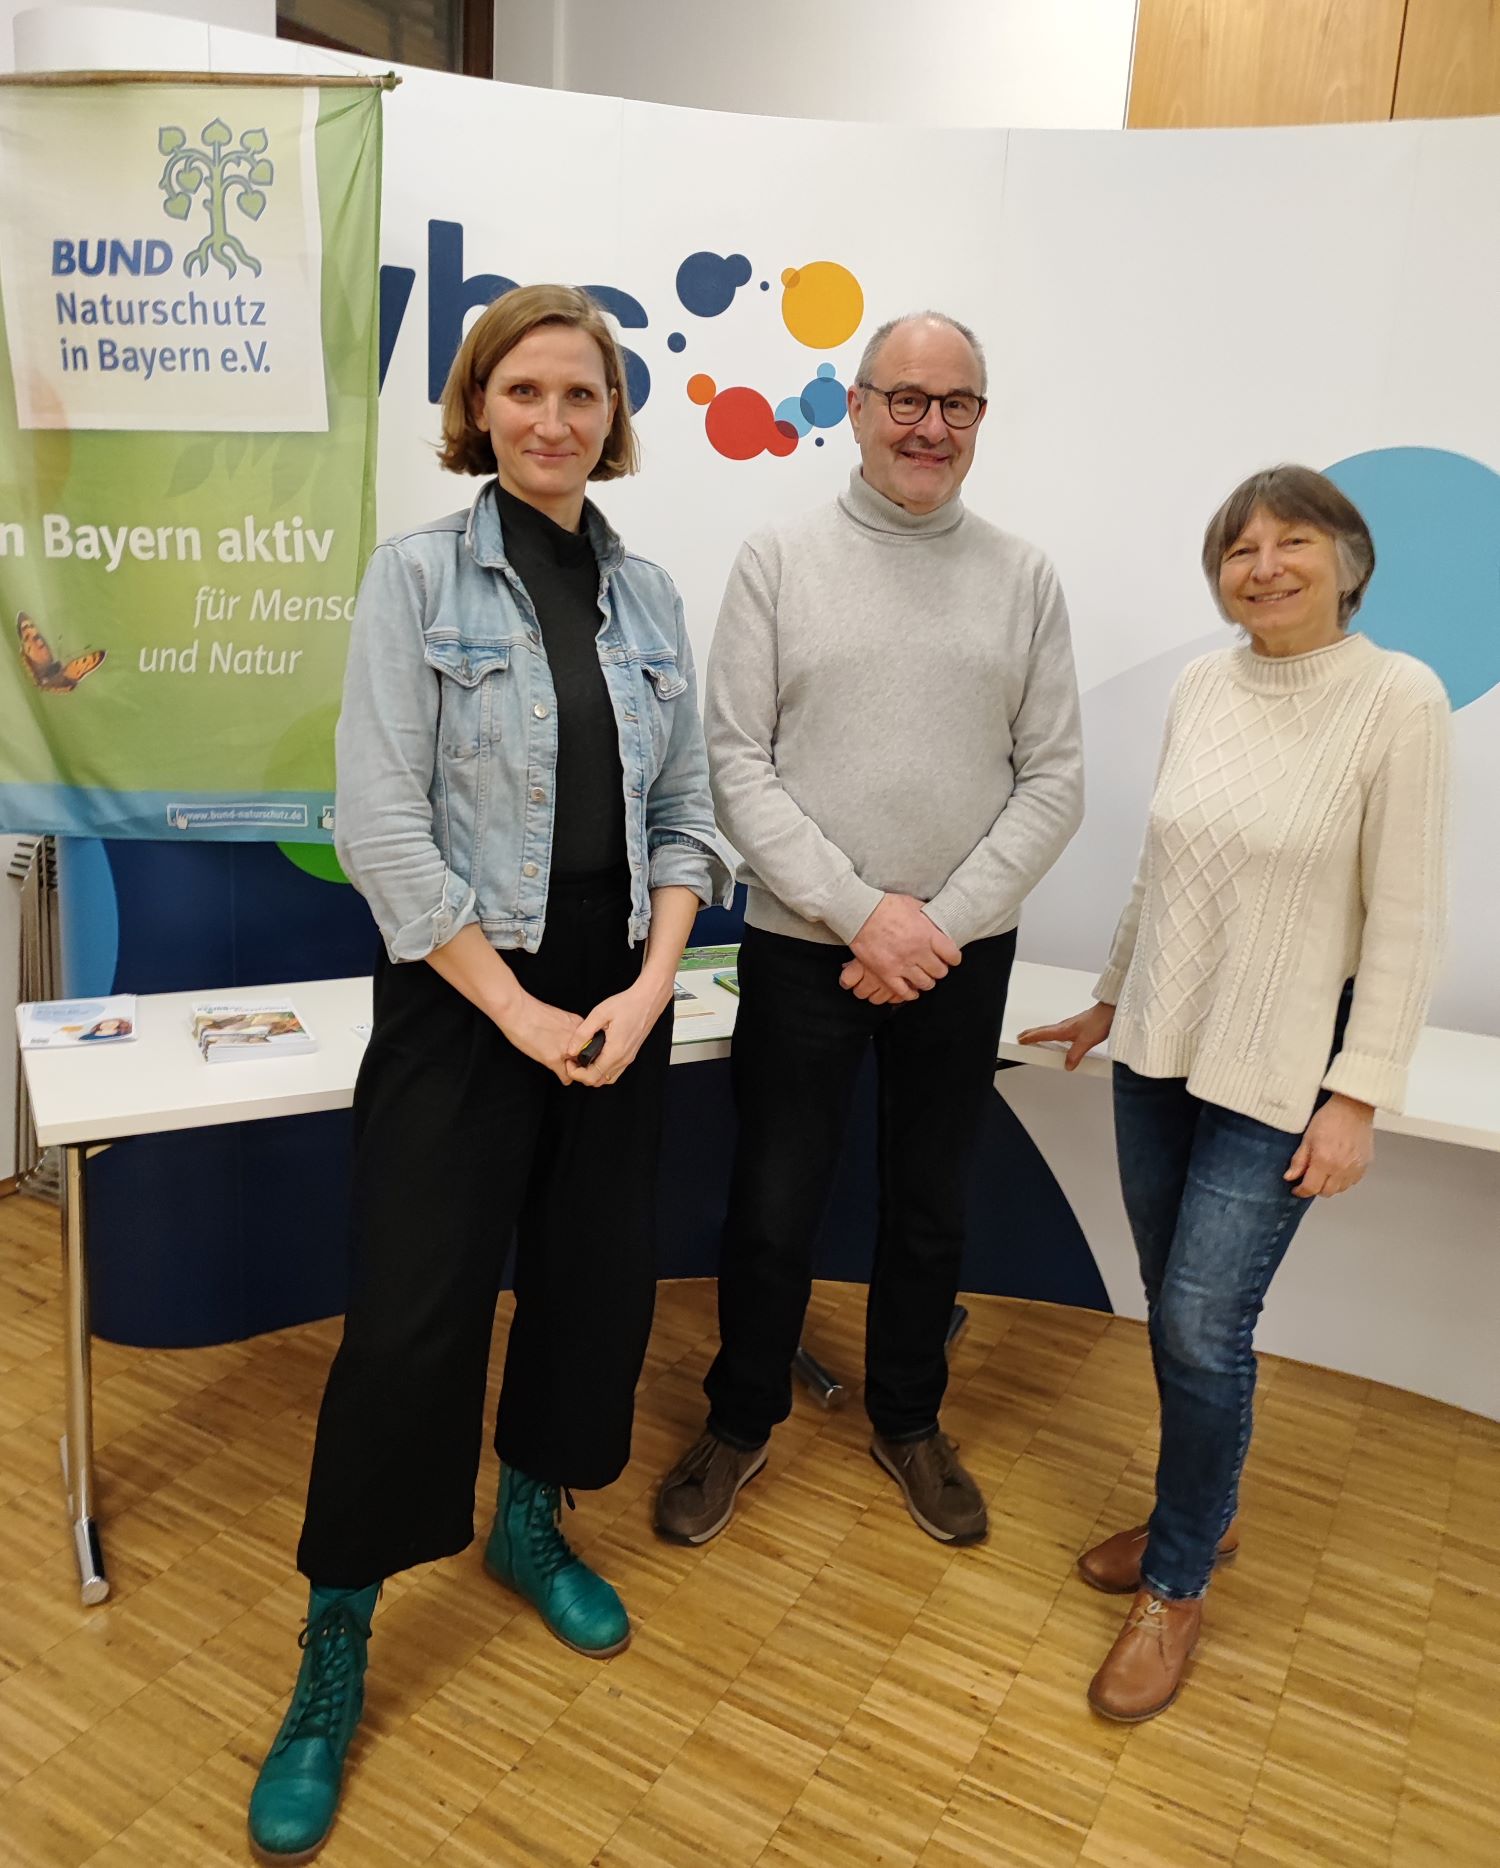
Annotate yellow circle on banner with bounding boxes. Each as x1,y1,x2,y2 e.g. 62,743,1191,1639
780,262,864,350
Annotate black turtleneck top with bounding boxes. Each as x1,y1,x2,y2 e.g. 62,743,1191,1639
493,482,627,882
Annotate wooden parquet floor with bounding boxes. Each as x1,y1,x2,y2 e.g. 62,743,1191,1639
1,1191,1497,1867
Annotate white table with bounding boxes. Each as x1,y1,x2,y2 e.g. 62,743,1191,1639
17,966,740,1604
22,972,740,1151
20,962,1500,1602
994,964,1500,1154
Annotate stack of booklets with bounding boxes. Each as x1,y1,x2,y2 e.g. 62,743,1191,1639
192,1001,317,1063
671,979,715,1018
678,942,739,1001
17,994,138,1049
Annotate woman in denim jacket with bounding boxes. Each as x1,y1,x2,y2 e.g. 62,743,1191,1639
250,285,729,1863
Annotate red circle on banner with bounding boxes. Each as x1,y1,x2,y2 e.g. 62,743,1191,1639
705,386,799,461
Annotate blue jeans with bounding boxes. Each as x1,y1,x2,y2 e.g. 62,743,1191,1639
1111,1064,1319,1600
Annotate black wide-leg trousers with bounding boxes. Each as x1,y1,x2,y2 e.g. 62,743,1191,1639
705,923,1017,1450
297,874,670,1588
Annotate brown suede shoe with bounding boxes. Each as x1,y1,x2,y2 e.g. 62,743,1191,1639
654,1431,768,1545
1087,1589,1202,1722
1077,1517,1239,1594
871,1430,987,1544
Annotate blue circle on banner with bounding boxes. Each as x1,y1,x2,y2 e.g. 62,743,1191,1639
799,365,847,430
774,395,812,437
674,252,752,317
1323,446,1500,710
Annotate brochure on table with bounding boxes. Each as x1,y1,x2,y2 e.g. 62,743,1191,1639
192,1001,317,1063
17,994,138,1049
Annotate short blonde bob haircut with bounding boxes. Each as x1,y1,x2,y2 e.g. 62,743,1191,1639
437,283,639,480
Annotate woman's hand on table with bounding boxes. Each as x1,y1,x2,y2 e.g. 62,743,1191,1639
566,974,673,1088
1285,1093,1375,1198
1017,1002,1115,1070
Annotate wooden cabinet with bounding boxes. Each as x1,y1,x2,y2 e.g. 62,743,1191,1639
1394,0,1500,119
1129,0,1500,127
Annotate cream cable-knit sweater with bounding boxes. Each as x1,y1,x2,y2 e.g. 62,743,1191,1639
1095,632,1449,1132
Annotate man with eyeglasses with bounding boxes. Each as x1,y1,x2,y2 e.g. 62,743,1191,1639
655,311,1083,1548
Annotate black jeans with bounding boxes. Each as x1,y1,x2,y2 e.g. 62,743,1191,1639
704,923,1017,1448
297,873,671,1588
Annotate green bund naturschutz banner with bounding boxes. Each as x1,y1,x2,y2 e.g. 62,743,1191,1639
0,80,381,842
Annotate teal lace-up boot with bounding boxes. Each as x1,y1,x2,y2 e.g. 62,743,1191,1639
248,1582,379,1864
484,1467,631,1657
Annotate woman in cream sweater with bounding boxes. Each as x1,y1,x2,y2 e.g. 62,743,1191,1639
1021,465,1449,1723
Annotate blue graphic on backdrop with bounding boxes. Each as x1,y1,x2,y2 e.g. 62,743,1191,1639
800,363,848,428
676,250,752,317
578,282,652,413
775,362,846,438
56,838,119,998
1325,447,1500,710
381,222,656,407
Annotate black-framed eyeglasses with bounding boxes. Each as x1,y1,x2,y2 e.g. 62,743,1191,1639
857,383,987,429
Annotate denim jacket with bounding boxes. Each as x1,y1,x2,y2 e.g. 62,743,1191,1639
335,481,731,961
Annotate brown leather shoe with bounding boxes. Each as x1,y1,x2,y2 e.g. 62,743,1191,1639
654,1431,768,1545
1077,1518,1239,1594
871,1430,987,1544
1087,1588,1202,1722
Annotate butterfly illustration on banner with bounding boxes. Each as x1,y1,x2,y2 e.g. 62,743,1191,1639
16,613,106,693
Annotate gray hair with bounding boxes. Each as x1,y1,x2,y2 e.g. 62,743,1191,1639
854,311,988,395
1201,464,1376,627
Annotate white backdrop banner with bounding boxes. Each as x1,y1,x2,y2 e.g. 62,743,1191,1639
375,90,1500,1037
21,16,1498,1034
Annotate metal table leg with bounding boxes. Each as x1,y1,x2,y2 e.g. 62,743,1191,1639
60,1143,108,1605
793,1303,970,1412
792,1344,849,1409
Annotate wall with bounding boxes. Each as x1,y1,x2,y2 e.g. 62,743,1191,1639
1129,0,1500,126
493,0,1140,129
501,0,1500,132
1,0,272,70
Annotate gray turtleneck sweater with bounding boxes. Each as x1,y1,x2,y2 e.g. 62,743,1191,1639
704,468,1084,948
